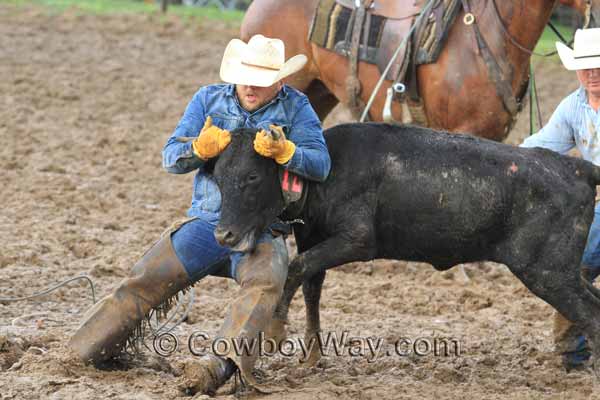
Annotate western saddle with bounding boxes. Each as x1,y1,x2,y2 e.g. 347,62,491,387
335,0,420,20
332,0,433,124
312,0,519,128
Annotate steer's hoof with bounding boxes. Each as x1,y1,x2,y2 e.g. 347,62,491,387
561,335,592,373
562,351,592,373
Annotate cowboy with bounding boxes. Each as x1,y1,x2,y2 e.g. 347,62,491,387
69,34,331,393
520,28,600,371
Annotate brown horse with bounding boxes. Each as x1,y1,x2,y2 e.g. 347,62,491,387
242,0,600,141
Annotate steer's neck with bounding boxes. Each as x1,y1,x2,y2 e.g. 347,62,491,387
290,180,328,247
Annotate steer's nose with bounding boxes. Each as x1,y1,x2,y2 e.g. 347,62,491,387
214,226,238,247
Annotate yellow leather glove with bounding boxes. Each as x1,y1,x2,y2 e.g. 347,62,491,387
192,116,232,160
254,125,296,165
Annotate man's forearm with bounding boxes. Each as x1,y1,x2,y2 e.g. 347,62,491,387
162,138,204,174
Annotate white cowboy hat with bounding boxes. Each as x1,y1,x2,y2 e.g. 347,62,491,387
557,28,600,71
219,34,308,87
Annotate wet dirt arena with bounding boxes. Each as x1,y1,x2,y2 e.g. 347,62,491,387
1,3,599,399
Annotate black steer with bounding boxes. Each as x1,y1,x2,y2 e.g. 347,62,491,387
212,122,600,367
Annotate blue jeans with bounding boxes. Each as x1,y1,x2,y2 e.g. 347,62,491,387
170,218,275,283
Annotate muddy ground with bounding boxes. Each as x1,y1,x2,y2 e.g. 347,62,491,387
1,3,598,399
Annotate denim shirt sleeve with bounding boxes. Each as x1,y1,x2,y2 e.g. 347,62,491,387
162,89,207,174
283,96,331,182
520,96,576,154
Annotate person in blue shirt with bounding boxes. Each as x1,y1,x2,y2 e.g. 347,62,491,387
69,34,331,393
521,28,600,371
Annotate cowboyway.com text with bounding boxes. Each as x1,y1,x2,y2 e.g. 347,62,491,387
153,330,462,362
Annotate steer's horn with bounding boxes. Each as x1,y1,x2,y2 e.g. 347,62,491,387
269,126,282,141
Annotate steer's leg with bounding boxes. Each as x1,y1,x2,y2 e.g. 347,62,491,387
511,265,600,373
274,231,375,322
273,223,376,364
499,210,600,373
302,270,326,366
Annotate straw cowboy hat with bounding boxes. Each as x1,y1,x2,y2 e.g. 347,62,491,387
220,34,308,87
557,28,600,71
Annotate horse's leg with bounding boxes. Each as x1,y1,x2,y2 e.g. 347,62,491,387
301,270,326,366
304,80,339,121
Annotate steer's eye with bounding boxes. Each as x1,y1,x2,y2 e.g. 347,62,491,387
247,174,260,184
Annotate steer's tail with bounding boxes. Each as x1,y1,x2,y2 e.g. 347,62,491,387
591,163,600,186
582,275,600,310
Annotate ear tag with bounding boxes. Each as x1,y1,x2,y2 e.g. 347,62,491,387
280,169,304,204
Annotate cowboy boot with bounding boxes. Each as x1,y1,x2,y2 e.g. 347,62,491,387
181,354,237,396
68,233,192,365
181,236,288,394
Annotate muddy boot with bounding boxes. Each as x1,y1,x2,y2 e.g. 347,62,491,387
68,234,192,365
183,237,288,395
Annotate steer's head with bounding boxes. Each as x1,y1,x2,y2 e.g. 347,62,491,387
213,128,285,252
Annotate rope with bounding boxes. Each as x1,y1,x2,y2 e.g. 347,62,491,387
0,275,96,305
0,273,193,334
12,312,64,328
528,62,543,136
584,0,592,29
547,22,569,46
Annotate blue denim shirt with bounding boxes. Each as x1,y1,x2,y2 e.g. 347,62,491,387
162,83,331,222
521,87,600,165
